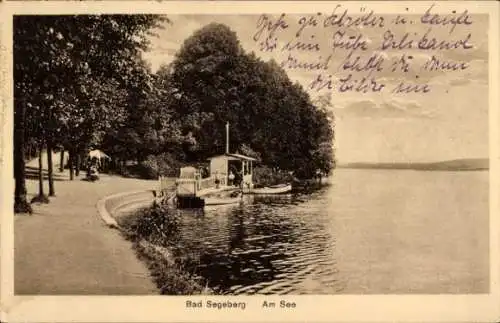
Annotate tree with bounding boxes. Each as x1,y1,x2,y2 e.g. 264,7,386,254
13,14,167,211
13,96,32,214
168,23,245,159
47,142,55,196
100,60,186,166
24,94,50,203
164,23,335,178
59,150,65,173
31,147,49,203
312,92,336,175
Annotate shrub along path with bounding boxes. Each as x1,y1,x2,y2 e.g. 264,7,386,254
15,172,168,295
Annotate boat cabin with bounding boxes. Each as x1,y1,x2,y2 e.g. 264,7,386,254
172,122,258,201
208,153,256,191
175,153,256,198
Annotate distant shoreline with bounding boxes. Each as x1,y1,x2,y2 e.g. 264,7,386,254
337,158,489,172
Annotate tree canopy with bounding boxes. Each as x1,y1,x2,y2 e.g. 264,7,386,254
14,17,335,213
13,15,167,211
163,23,335,177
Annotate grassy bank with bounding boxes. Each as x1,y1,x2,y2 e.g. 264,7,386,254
117,203,215,295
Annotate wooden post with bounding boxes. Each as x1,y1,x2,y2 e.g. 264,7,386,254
225,122,229,154
250,161,253,188
240,161,245,189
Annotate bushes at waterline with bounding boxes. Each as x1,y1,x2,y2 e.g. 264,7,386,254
253,166,293,187
118,203,214,295
141,153,184,179
116,153,184,180
134,239,213,295
119,203,181,245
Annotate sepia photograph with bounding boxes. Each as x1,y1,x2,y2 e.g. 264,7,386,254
1,1,499,322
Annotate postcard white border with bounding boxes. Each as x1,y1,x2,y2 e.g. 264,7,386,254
1,1,499,322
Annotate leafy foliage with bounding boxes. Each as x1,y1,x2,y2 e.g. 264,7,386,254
120,203,181,246
122,153,184,179
14,17,335,213
13,15,167,205
164,23,335,177
253,166,293,187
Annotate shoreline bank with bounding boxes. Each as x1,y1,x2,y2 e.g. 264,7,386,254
100,179,215,295
112,202,216,295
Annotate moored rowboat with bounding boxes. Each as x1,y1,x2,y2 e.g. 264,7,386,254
251,184,292,195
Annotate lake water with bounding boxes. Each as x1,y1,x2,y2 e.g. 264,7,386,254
172,169,489,294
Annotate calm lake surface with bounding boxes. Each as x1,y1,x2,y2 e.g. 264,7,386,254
172,169,489,294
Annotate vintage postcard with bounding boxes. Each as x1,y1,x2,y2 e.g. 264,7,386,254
0,1,499,322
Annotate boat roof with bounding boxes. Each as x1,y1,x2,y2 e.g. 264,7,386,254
207,153,257,161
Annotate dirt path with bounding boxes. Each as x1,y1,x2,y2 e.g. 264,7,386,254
15,173,161,295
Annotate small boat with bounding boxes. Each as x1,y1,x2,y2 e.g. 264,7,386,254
203,191,243,206
251,184,292,195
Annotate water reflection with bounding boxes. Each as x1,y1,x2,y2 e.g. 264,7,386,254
168,184,346,295
168,170,488,294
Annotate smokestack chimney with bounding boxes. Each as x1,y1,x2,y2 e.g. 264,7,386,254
225,122,229,154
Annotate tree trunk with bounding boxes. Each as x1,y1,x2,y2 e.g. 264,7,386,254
25,144,30,161
38,147,44,196
75,154,80,177
47,140,55,196
14,102,32,214
59,149,64,172
68,151,74,180
31,146,49,204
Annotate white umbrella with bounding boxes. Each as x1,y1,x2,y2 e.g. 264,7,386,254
88,149,111,160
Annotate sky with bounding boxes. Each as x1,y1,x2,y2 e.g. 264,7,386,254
141,13,489,163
